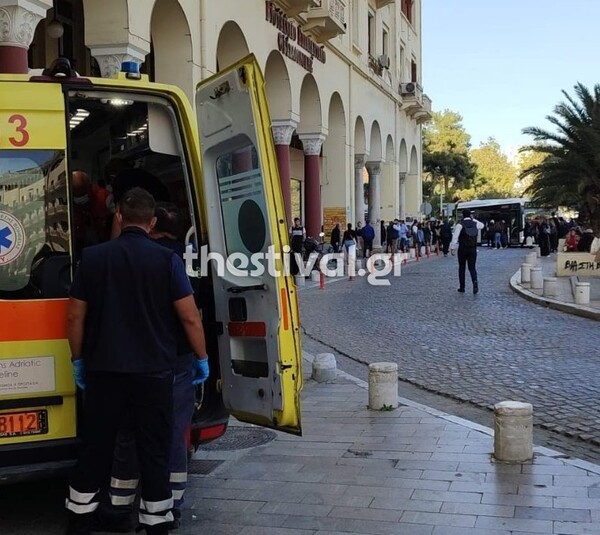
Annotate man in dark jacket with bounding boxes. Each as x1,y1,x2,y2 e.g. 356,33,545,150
440,218,453,256
450,209,484,294
330,223,341,253
362,220,375,258
65,188,208,535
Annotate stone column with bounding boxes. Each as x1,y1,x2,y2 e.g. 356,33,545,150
299,133,326,239
366,161,382,248
354,154,367,226
0,1,51,74
87,44,148,78
399,172,407,220
272,120,297,226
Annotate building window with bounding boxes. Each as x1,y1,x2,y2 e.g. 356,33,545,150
411,59,417,83
367,11,375,56
399,46,405,79
382,27,389,58
352,0,360,46
401,0,413,24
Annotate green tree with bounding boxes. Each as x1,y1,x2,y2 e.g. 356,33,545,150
424,110,471,153
463,137,517,199
521,82,600,231
515,149,546,196
422,110,475,199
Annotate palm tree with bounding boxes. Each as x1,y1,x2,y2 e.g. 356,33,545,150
520,82,600,232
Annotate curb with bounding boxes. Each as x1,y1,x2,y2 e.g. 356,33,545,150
509,270,600,322
302,351,600,476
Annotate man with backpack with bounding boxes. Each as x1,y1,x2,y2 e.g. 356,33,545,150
450,209,484,294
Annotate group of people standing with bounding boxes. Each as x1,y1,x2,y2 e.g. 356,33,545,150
329,218,456,258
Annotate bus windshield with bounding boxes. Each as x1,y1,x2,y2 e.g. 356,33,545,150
0,150,69,298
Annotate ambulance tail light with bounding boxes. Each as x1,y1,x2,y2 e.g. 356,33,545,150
198,423,227,442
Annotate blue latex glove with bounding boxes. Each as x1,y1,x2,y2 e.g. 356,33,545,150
192,358,209,386
72,359,86,390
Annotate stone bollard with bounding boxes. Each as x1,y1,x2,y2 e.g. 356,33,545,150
310,270,320,282
409,248,416,259
368,362,398,410
294,275,305,287
494,401,533,462
311,353,337,382
543,277,558,297
534,245,541,258
525,252,537,267
530,267,543,289
356,258,364,270
520,263,532,284
575,282,591,305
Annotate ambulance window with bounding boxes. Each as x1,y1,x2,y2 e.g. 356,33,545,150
215,143,268,257
67,91,199,259
0,150,69,299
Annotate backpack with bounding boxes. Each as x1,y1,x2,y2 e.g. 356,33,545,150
460,219,478,247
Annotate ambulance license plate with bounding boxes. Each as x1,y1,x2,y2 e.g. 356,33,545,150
0,410,48,438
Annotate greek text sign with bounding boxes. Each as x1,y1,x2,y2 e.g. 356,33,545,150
557,252,600,277
266,1,326,73
0,357,56,395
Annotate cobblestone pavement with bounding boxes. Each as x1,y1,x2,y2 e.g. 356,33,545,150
299,247,600,448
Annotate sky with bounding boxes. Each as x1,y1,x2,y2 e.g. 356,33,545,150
422,0,600,153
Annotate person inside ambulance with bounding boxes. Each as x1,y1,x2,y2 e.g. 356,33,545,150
71,171,112,250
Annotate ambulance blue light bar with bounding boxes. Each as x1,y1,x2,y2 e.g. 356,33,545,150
121,61,141,80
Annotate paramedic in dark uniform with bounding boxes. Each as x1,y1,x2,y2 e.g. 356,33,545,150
99,202,202,532
450,208,484,294
65,188,209,535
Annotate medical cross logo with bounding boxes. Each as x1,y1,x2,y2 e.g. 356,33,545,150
0,211,26,266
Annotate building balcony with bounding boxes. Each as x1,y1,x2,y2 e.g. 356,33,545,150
303,0,346,43
272,0,321,17
374,0,395,9
399,82,432,123
414,94,433,124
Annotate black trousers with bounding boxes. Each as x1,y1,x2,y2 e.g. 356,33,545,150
457,246,478,289
441,238,451,255
66,371,174,532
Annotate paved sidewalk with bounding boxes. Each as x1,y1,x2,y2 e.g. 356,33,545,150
509,251,600,321
181,355,600,535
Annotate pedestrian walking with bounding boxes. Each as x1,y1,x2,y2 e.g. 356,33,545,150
362,219,375,258
342,223,357,281
386,220,398,255
450,208,484,294
330,223,341,253
65,188,209,535
440,218,452,256
289,217,305,275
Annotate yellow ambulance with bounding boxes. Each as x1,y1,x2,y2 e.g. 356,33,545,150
0,55,302,481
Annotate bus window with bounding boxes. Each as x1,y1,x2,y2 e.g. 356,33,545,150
0,149,69,299
67,91,201,258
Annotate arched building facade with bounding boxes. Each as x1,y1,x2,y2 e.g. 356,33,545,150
1,0,431,243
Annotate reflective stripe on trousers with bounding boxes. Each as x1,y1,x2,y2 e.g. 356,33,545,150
139,496,174,526
65,486,100,515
